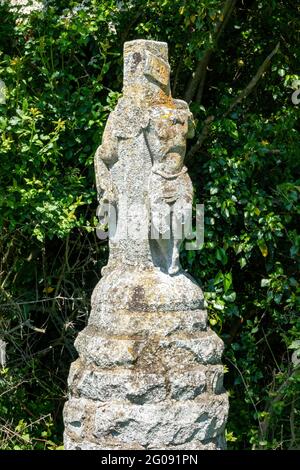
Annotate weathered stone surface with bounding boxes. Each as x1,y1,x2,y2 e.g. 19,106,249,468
89,308,207,336
64,398,88,439
90,268,205,313
64,434,225,450
68,360,224,403
74,328,223,370
93,398,227,446
64,39,228,450
75,368,167,403
64,395,227,449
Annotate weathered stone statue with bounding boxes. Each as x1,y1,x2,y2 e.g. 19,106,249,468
64,39,228,450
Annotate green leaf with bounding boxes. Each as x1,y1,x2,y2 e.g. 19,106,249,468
223,272,232,292
261,278,270,287
216,247,228,265
257,239,268,257
223,292,236,302
288,340,300,350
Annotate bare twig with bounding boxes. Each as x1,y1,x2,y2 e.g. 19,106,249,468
0,380,29,398
0,296,83,307
0,319,46,335
226,356,263,435
259,365,300,446
0,423,32,446
289,398,296,449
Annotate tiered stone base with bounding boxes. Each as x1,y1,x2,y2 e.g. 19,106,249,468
64,269,228,450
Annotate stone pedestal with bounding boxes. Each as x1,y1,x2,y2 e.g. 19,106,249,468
64,269,228,449
63,39,228,450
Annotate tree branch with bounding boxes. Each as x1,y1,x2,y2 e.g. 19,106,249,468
120,10,143,44
185,42,280,162
184,0,237,104
195,51,211,104
172,58,183,96
185,115,215,163
224,41,280,117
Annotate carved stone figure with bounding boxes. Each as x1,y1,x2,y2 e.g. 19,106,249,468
146,101,195,274
64,39,228,450
95,40,195,275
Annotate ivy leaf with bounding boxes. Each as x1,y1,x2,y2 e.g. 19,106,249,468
258,239,268,257
216,247,228,265
288,340,300,350
261,278,270,287
223,292,236,302
223,272,232,292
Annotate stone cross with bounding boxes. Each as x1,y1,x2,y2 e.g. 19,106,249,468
95,40,195,276
64,39,228,450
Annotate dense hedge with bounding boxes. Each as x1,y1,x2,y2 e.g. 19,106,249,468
0,0,299,449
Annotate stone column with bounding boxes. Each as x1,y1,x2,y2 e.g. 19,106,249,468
63,39,228,450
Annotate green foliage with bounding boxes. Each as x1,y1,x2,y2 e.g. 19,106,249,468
0,366,63,449
0,0,299,450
